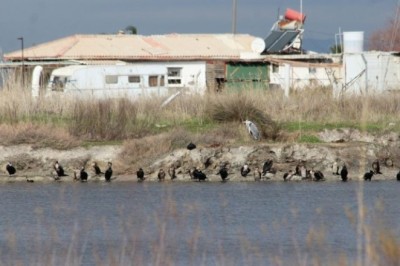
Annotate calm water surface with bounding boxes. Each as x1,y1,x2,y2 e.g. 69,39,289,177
0,181,399,265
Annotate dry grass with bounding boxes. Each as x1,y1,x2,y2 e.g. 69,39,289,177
0,123,80,150
0,83,400,147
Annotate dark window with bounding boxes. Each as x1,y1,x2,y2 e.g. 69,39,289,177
128,75,140,83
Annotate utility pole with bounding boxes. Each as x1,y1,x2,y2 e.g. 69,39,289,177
17,37,24,87
232,0,237,34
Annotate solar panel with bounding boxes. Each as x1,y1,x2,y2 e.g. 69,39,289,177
263,30,300,54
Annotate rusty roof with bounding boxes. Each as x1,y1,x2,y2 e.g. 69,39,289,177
4,34,260,61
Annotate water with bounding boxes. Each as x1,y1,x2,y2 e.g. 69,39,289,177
0,181,399,265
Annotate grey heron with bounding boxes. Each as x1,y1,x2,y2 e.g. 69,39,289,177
243,120,260,140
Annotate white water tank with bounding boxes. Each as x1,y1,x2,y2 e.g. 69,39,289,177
343,31,364,53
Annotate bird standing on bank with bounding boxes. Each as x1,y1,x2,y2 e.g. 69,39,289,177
218,165,229,182
340,165,348,182
158,169,166,181
168,166,177,180
364,170,374,181
6,162,16,176
80,167,88,182
243,120,260,140
240,164,251,177
105,162,113,182
137,168,145,181
93,162,103,176
54,161,68,180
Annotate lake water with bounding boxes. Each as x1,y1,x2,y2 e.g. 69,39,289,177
0,180,399,265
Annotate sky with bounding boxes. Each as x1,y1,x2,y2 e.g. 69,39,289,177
0,0,398,54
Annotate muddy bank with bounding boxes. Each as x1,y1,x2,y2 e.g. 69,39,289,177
0,129,399,182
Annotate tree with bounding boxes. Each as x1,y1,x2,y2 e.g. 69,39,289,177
329,44,342,54
368,9,400,51
125,25,138,35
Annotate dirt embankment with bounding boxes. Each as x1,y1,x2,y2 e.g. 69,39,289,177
0,128,399,182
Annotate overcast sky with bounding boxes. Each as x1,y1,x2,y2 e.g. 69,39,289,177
0,0,397,54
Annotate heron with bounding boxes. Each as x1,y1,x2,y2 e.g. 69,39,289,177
243,120,260,140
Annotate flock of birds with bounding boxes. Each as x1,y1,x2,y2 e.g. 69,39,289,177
3,138,400,183
3,158,400,183
4,161,114,183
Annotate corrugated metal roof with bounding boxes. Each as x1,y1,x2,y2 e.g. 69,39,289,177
4,34,259,61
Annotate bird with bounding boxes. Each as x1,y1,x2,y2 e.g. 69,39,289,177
80,167,88,182
158,168,166,181
137,168,145,181
332,161,339,175
93,162,103,176
187,142,196,150
283,170,294,181
240,164,251,177
372,160,382,174
168,166,177,180
191,167,207,181
6,162,16,176
340,165,348,182
243,120,260,140
254,167,262,181
54,161,68,179
262,159,273,176
397,171,400,181
313,170,325,181
218,165,229,181
364,170,374,181
26,177,34,183
104,162,113,182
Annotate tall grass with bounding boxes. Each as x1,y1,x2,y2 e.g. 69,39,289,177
0,84,400,147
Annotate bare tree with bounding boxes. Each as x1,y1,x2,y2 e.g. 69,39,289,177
368,8,400,51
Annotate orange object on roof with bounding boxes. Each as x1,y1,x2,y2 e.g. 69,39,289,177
284,8,306,23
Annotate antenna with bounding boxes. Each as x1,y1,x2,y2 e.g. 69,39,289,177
232,0,237,34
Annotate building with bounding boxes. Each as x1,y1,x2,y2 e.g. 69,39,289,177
2,33,269,96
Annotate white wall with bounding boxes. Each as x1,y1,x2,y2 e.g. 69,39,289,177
270,63,341,92
341,52,400,95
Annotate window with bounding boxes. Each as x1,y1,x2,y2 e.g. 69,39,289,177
160,75,165,86
149,75,158,87
128,75,140,83
105,75,118,84
309,67,317,74
52,76,68,91
167,67,182,85
272,64,279,73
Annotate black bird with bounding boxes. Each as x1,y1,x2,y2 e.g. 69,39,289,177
158,169,166,181
397,171,400,181
340,165,348,182
137,168,145,181
187,142,196,150
240,164,251,177
262,159,273,175
372,160,382,174
191,168,207,181
364,170,374,181
104,162,113,182
6,162,16,176
93,162,103,176
218,165,229,181
313,170,325,181
168,166,177,180
26,177,34,183
80,167,88,182
54,161,68,179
